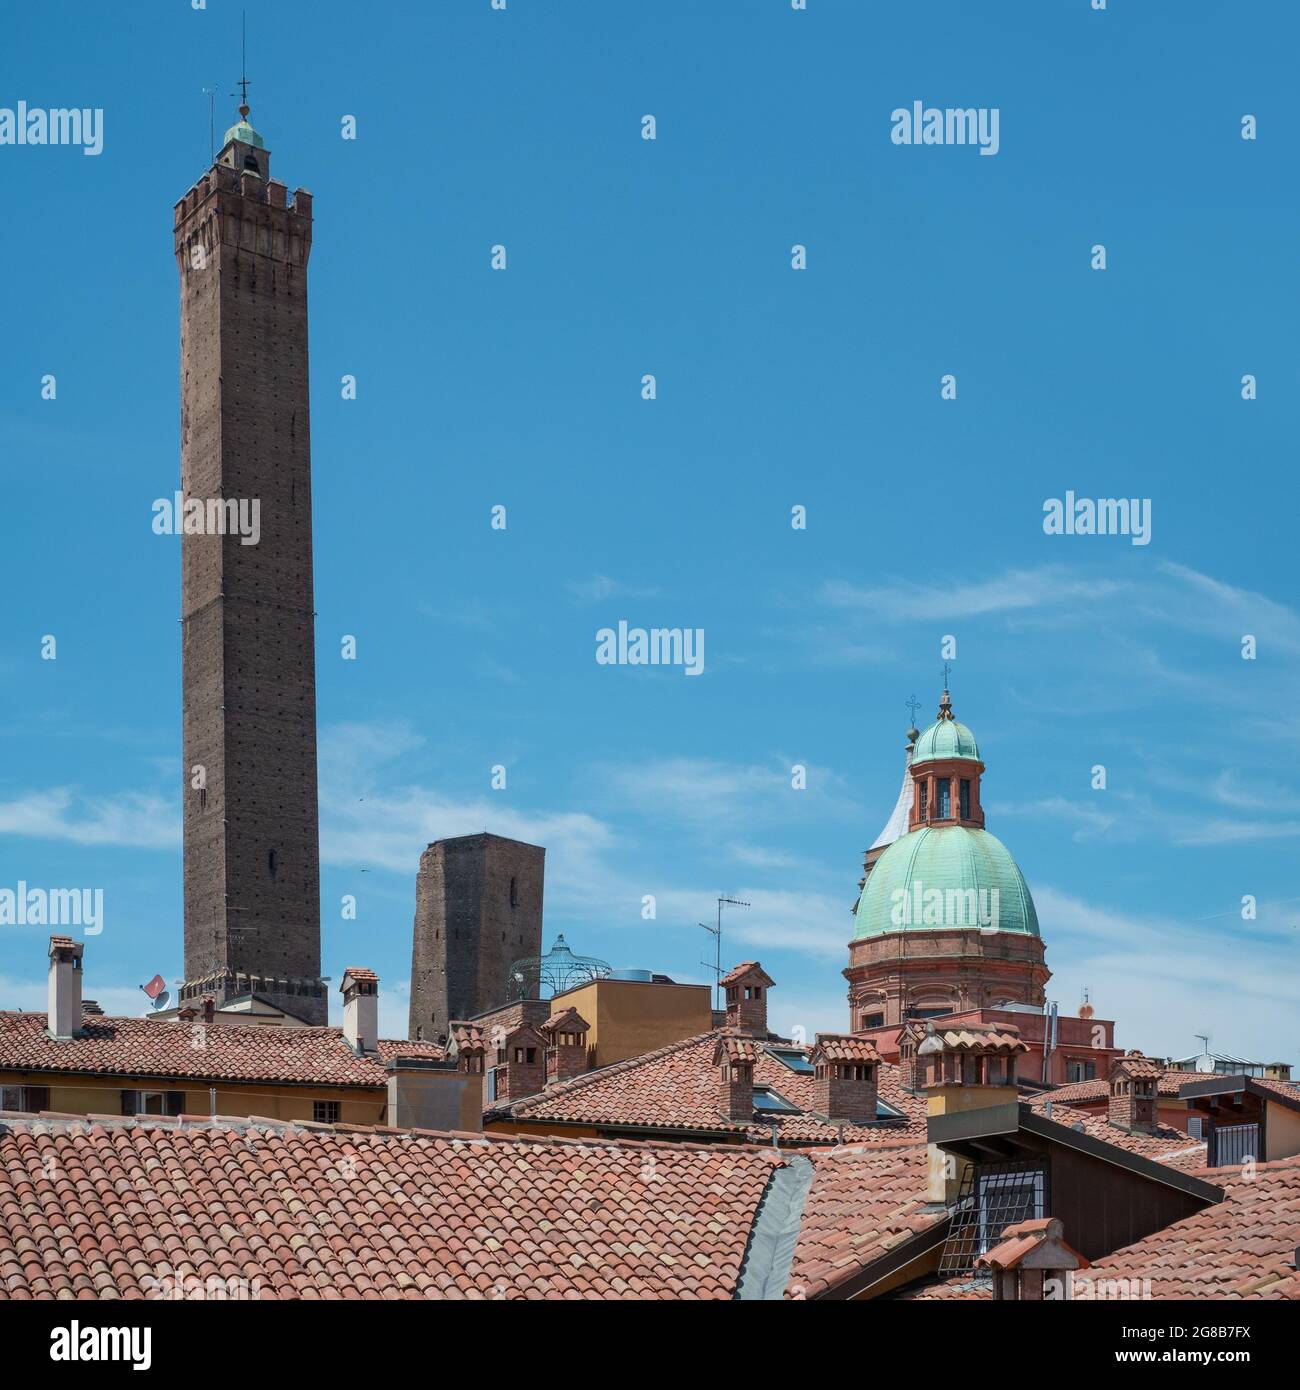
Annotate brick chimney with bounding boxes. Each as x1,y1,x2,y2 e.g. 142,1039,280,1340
340,968,380,1055
720,962,774,1037
47,936,84,1041
809,1034,880,1124
542,1006,590,1085
897,1019,926,1093
201,996,215,1025
919,1021,1028,1203
449,1022,485,1074
976,1217,1089,1300
1108,1051,1161,1134
490,1024,547,1103
714,1034,757,1122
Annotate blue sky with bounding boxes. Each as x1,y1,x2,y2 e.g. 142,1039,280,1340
1,1,1296,1060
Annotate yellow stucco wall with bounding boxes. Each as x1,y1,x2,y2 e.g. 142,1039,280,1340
0,1070,387,1125
552,978,712,1068
1265,1099,1300,1161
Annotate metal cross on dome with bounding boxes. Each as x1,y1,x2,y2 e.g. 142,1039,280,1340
906,694,922,725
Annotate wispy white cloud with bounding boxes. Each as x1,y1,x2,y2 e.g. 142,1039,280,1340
0,789,178,850
1034,885,1298,1061
821,566,1125,621
566,574,663,603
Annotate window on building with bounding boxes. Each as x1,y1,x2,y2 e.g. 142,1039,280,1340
937,779,951,818
861,1012,885,1029
1065,1060,1097,1083
1,1085,49,1113
919,782,929,818
313,1101,340,1124
751,1086,799,1114
977,1168,1044,1254
122,1090,185,1117
959,779,970,820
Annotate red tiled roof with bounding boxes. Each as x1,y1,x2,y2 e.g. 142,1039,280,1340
0,1011,441,1089
785,1142,938,1299
541,1007,589,1034
1040,1071,1230,1106
810,1034,881,1065
1030,1097,1207,1168
714,1034,761,1066
448,1022,484,1054
976,1216,1088,1273
1085,1153,1300,1299
718,962,773,988
922,1025,1026,1054
0,1114,781,1299
1110,1052,1163,1080
506,1031,925,1145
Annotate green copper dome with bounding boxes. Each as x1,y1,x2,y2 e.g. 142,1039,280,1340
853,825,1039,940
911,716,980,764
224,119,265,150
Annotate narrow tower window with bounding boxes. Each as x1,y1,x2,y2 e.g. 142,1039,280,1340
937,779,951,818
959,778,971,820
268,848,279,878
509,876,519,909
919,783,929,819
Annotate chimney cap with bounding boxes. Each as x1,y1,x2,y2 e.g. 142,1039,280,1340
718,961,774,990
48,935,83,960
976,1217,1089,1274
809,1033,880,1066
340,967,379,994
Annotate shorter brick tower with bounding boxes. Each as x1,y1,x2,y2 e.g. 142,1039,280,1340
408,833,545,1041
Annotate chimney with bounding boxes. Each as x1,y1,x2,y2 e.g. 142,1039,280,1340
919,1021,1027,1203
201,996,215,1025
340,968,380,1055
719,962,774,1037
976,1217,1089,1301
47,936,84,1040
897,1020,924,1093
714,1035,757,1122
1108,1051,1161,1134
386,1056,482,1133
810,1034,880,1124
81,998,105,1018
489,1025,547,1103
542,1007,590,1085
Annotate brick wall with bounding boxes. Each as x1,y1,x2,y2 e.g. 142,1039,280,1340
408,834,545,1040
175,143,325,1024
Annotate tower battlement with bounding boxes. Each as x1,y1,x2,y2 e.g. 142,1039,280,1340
173,164,313,273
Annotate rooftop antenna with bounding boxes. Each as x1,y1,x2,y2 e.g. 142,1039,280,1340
700,896,751,1011
202,85,218,163
1195,1032,1211,1056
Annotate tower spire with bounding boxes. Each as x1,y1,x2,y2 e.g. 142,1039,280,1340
937,665,954,722
236,10,251,120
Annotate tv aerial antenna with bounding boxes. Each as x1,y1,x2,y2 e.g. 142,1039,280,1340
699,895,750,1011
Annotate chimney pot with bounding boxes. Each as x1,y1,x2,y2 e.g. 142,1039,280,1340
340,969,380,1054
47,935,84,1040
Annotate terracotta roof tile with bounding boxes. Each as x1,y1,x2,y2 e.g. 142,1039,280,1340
785,1142,938,1299
1031,1098,1207,1168
810,1034,881,1065
0,1114,781,1300
0,1011,441,1089
507,1031,925,1145
717,962,772,988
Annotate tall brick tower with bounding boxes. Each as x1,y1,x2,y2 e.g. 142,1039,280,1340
408,834,546,1040
173,106,327,1025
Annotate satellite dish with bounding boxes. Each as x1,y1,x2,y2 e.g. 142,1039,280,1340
151,990,171,1012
